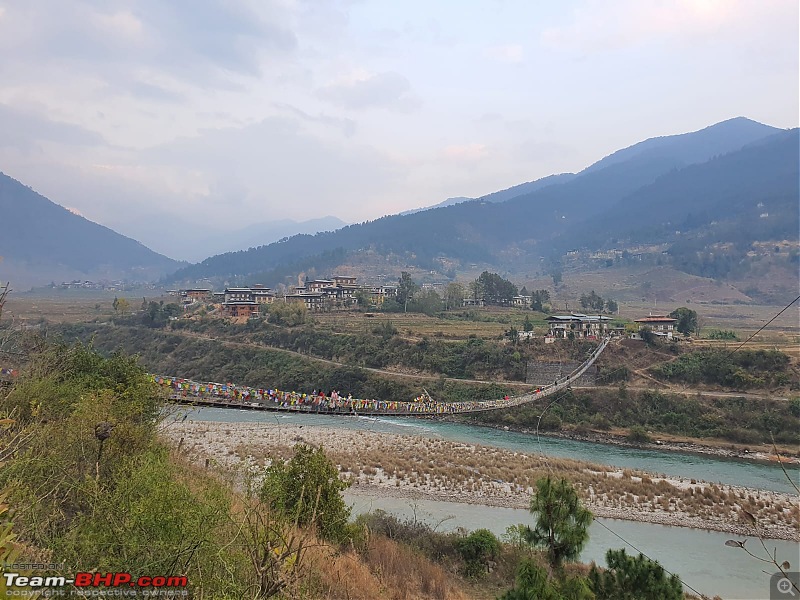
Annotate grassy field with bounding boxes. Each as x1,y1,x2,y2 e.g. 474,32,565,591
5,291,798,352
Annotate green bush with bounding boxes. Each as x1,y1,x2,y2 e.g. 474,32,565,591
259,444,351,543
627,426,652,444
456,528,500,577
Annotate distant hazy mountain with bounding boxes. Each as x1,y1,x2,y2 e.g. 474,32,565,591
0,173,180,289
165,118,792,287
193,216,348,259
583,116,780,174
399,173,577,215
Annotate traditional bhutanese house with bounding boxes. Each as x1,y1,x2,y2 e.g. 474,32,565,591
251,286,275,304
333,275,357,286
513,295,532,308
369,285,397,306
181,288,212,304
222,301,259,318
306,279,334,293
633,315,677,339
224,287,253,303
284,292,325,311
546,314,611,339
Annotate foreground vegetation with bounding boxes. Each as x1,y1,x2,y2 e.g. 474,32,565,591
2,339,712,598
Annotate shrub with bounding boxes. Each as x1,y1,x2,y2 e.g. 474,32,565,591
456,528,500,577
627,426,652,444
259,444,351,543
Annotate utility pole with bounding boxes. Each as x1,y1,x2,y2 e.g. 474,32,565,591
0,282,10,320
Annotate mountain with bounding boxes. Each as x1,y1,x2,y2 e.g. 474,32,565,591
197,216,347,259
582,116,780,174
166,118,793,290
0,173,181,289
399,173,577,215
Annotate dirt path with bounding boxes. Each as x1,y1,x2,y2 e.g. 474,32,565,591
165,329,786,400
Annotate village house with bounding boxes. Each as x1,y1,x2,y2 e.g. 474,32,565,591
180,289,212,305
222,301,259,318
221,286,274,317
369,285,398,306
284,292,325,311
546,314,611,339
512,295,532,308
633,315,677,339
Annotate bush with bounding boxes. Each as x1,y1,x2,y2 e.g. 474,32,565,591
627,426,652,444
259,444,351,543
589,548,683,600
456,528,499,577
591,414,612,431
540,412,563,431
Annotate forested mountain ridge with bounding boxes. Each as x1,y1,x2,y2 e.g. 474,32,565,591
0,172,180,287
165,119,794,287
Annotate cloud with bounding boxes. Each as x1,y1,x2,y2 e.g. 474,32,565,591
485,44,524,64
0,0,297,89
272,102,357,137
443,143,488,162
540,0,792,53
0,103,105,149
139,116,402,221
317,71,420,111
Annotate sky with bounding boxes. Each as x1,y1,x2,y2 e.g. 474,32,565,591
0,0,798,261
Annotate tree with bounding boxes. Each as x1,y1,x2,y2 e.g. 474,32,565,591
551,270,563,287
444,282,465,310
116,297,130,316
500,560,592,600
520,286,529,296
112,296,119,314
411,288,442,316
531,289,551,312
353,288,371,310
397,272,418,312
589,548,683,600
475,271,518,305
639,325,655,345
580,290,604,312
669,307,697,335
525,477,592,571
259,444,351,543
605,299,618,314
523,315,534,332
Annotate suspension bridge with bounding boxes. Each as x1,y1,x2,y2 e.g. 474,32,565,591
157,337,611,417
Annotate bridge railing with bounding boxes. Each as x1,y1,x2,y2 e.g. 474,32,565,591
160,337,611,416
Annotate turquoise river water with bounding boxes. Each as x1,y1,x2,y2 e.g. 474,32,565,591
178,407,800,599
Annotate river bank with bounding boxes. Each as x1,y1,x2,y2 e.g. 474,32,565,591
455,419,800,466
162,419,799,542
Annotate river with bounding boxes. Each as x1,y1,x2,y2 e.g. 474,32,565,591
176,407,800,599
345,491,797,600
177,406,799,493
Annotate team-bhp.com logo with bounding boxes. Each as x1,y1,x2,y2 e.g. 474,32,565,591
3,571,188,596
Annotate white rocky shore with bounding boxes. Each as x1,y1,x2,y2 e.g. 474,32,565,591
161,419,800,542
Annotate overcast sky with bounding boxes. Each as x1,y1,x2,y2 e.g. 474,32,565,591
1,0,797,260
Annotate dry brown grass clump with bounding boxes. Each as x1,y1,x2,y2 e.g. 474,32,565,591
304,535,467,600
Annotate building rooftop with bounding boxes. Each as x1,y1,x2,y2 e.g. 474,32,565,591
634,316,677,323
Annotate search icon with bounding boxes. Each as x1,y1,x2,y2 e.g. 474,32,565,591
777,578,797,596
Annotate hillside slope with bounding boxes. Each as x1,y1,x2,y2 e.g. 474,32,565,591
0,173,180,287
166,118,791,286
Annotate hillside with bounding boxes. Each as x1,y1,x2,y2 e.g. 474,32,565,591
0,173,180,288
165,118,794,293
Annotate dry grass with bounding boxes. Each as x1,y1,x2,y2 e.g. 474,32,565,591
166,421,800,541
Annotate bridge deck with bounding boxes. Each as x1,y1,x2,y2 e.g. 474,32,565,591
162,337,610,417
